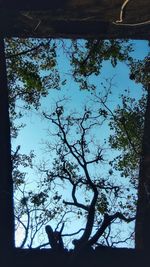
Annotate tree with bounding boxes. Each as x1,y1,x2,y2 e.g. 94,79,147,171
2,35,62,258
80,44,149,249
108,91,145,187
99,55,150,249
5,37,148,249
0,37,14,254
37,99,135,250
131,56,150,249
4,37,135,249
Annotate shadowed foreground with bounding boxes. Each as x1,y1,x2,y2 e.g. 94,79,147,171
2,247,149,267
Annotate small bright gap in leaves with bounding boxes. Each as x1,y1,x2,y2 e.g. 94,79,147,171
7,38,149,249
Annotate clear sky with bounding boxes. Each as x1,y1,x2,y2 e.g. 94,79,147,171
13,39,149,248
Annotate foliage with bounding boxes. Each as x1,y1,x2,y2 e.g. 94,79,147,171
129,56,150,89
107,54,149,186
108,92,146,187
6,38,145,249
5,38,59,122
5,38,61,247
12,146,35,189
70,39,133,90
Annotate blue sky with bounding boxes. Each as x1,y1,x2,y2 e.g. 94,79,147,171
14,40,149,155
13,40,149,248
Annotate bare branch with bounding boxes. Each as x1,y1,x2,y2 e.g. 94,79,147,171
62,228,85,237
63,200,88,211
88,212,135,247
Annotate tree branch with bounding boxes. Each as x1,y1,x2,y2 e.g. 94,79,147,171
63,200,88,211
88,212,135,247
6,41,51,59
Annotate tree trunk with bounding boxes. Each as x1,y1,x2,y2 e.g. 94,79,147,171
0,37,14,255
135,84,150,249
